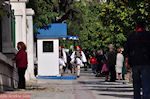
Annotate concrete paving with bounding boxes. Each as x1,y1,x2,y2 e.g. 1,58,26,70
4,69,133,99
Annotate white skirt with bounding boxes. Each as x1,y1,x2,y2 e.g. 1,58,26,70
115,65,123,73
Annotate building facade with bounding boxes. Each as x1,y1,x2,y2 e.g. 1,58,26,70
0,0,18,92
10,0,35,81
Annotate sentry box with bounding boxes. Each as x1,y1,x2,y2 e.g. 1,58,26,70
36,23,67,76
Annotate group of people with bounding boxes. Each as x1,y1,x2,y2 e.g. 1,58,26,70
59,43,128,83
59,45,87,78
87,47,128,82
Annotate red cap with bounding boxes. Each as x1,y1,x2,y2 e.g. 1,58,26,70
76,46,80,48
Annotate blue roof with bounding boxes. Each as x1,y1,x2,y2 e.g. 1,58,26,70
36,23,67,38
63,35,79,40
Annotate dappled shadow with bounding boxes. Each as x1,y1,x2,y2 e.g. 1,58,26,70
78,81,124,85
100,93,133,98
90,87,133,93
78,80,133,98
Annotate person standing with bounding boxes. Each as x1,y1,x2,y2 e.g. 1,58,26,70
70,46,87,78
59,46,67,76
125,19,150,99
107,44,116,82
95,50,104,76
101,59,109,81
115,48,124,80
13,42,28,89
90,54,98,74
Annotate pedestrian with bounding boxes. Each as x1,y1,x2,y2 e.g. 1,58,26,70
124,19,150,99
125,57,132,84
59,46,67,76
70,46,87,78
84,50,90,71
122,50,128,80
107,44,116,82
101,59,109,81
66,51,72,73
122,59,127,80
115,48,124,80
13,42,28,89
95,50,104,77
90,54,98,74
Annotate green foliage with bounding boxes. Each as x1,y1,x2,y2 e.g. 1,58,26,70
79,0,150,51
28,0,150,51
27,0,58,28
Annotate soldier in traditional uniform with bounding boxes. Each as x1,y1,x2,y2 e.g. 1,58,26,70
70,46,87,78
59,46,67,76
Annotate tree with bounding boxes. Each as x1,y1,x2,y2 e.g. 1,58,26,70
27,0,83,32
27,0,150,51
27,0,84,48
79,0,150,51
27,0,58,28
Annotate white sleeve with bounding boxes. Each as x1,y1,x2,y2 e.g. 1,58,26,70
70,51,75,59
63,51,67,63
81,51,87,62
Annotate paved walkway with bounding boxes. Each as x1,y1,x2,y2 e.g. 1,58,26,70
4,69,133,99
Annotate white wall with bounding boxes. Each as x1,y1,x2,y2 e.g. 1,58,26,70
37,39,59,76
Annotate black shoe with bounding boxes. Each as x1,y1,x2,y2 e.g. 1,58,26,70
77,76,80,78
109,80,116,82
95,75,98,77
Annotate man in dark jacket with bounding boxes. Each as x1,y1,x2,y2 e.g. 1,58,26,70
107,44,116,82
124,19,150,99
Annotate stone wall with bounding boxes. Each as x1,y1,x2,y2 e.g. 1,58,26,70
0,53,18,92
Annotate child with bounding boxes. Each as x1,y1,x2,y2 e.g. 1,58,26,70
101,59,109,81
90,54,98,74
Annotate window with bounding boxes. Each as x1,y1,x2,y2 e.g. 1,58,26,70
43,41,53,52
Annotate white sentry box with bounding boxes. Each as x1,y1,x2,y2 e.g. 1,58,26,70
37,38,59,76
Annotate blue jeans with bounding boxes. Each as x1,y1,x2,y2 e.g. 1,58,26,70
91,64,97,73
132,66,150,99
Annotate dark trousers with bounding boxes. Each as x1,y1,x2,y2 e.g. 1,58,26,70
132,66,150,99
109,66,116,81
18,68,27,89
96,63,102,73
91,64,97,73
83,62,87,71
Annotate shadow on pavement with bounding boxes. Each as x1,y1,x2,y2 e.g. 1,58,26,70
78,81,124,85
78,80,133,98
99,93,133,98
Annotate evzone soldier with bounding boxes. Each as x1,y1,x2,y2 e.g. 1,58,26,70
59,46,67,76
70,46,87,78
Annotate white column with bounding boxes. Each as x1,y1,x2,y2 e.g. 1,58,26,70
26,9,35,80
10,1,27,47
